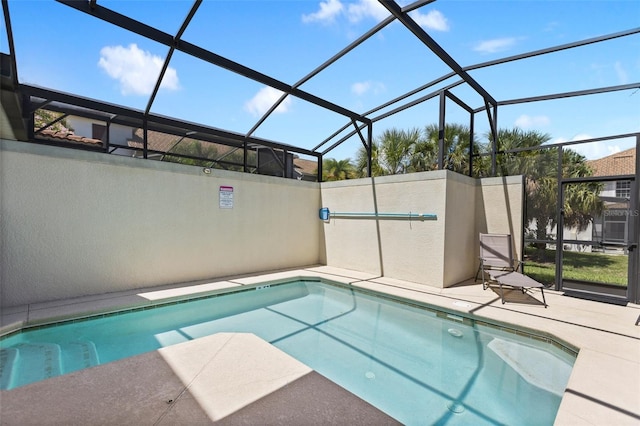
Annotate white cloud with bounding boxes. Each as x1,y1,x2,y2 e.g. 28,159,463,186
571,142,622,160
550,134,624,160
244,86,292,117
409,10,449,32
614,61,629,84
572,133,592,141
351,81,370,96
473,37,517,54
550,134,590,145
98,44,179,96
543,21,560,32
347,0,389,23
514,114,550,128
351,80,385,96
303,0,449,31
302,0,344,24
607,145,622,155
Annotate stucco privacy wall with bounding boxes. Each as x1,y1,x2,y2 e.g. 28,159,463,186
443,173,478,286
475,176,525,263
0,139,322,307
321,171,448,286
321,171,523,288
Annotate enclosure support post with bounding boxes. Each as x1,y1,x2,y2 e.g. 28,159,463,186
438,91,446,170
555,146,564,291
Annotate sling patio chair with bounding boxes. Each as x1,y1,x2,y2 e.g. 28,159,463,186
476,233,547,308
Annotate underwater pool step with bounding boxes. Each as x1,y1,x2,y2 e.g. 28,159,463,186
0,340,100,390
1,342,62,389
61,340,100,373
0,348,19,389
488,338,573,397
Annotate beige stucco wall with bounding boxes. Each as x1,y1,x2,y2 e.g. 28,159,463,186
321,171,447,286
475,175,525,262
321,171,523,288
443,173,478,287
1,139,322,307
1,138,524,305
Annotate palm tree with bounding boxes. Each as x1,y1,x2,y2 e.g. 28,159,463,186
561,150,603,233
378,128,420,175
355,140,379,177
355,127,421,177
490,128,602,246
322,158,355,181
408,134,437,173
422,123,480,174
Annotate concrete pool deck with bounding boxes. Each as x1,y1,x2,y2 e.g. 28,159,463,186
1,265,639,425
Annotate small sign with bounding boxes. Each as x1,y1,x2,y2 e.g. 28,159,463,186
219,186,234,209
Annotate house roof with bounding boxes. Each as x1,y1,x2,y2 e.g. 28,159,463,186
36,129,103,147
129,129,180,153
293,158,317,177
34,125,318,179
587,147,636,177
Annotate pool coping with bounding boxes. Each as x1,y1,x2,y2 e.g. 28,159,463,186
2,266,640,425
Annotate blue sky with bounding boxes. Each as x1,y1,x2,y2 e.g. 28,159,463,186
2,0,639,162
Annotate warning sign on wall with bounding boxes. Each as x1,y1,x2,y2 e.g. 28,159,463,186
219,186,234,209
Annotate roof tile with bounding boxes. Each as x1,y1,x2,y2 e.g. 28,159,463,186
586,147,635,177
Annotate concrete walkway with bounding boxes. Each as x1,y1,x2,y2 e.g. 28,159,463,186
1,266,639,425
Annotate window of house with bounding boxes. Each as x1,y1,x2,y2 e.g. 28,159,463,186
615,180,631,199
92,124,106,141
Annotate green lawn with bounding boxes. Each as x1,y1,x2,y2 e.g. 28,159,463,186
523,247,628,287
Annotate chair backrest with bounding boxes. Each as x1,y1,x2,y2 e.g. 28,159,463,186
479,233,514,269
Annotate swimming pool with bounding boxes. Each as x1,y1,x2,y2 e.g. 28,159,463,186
0,280,575,425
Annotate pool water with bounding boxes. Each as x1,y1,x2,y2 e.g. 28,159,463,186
0,280,575,425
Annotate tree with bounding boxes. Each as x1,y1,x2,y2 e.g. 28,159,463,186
163,139,219,167
354,127,420,177
490,128,602,246
422,123,480,174
354,140,383,177
34,109,73,132
322,158,355,181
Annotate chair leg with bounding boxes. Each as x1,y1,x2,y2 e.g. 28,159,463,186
541,288,547,308
499,284,505,304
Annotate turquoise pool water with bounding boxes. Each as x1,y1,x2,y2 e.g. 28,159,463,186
1,280,575,425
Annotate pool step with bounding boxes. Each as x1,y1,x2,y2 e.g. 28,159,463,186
0,348,19,389
2,343,62,389
488,338,573,397
61,340,100,373
0,340,100,390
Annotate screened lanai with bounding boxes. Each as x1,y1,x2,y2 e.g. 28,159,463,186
1,0,639,303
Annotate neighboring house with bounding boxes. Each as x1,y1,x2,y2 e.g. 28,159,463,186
586,147,636,251
292,158,318,181
527,147,636,252
36,114,318,181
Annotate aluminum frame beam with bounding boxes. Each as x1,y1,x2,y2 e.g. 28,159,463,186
378,0,497,106
494,82,640,107
145,0,202,115
245,0,433,139
1,0,19,87
23,84,320,158
319,27,639,155
56,0,368,123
